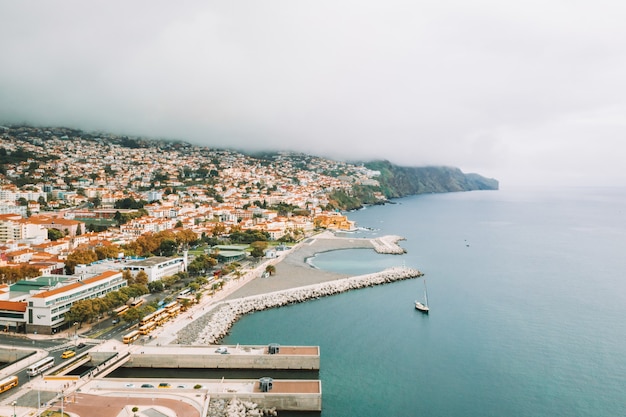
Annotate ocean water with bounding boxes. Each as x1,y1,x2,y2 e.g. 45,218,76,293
223,187,626,417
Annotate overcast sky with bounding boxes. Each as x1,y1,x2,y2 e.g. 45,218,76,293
1,1,625,187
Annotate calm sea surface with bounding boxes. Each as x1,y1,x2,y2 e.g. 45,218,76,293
223,187,626,417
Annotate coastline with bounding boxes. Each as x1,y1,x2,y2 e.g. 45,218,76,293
171,232,419,345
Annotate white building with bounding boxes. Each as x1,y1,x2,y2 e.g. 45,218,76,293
0,270,127,334
74,253,187,283
27,270,127,334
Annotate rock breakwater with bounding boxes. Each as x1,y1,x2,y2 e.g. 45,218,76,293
177,266,423,345
371,235,406,254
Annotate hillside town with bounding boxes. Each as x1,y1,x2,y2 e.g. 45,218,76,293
0,125,385,335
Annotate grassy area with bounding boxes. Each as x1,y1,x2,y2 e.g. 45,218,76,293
41,411,69,417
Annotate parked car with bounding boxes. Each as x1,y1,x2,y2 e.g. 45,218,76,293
141,384,154,388
158,383,172,389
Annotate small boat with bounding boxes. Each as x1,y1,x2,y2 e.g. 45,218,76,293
415,279,429,313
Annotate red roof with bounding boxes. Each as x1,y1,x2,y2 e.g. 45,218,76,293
31,270,122,299
0,300,27,312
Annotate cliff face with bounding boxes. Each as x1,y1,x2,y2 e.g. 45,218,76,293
364,160,499,199
325,160,499,211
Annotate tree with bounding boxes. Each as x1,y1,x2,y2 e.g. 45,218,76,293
65,299,95,327
158,239,177,256
265,264,276,276
95,244,122,260
250,241,268,259
65,249,98,274
48,228,64,241
148,280,164,293
122,269,134,284
123,306,143,323
135,270,149,286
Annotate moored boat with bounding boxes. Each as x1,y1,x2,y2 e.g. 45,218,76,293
415,279,429,313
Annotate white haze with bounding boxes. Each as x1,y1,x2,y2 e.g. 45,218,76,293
1,1,626,187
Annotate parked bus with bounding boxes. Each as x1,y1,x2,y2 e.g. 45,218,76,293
139,321,157,335
113,305,129,316
122,330,140,344
164,301,178,311
129,298,145,308
154,311,167,326
0,375,18,394
26,356,55,376
140,311,159,326
167,304,181,318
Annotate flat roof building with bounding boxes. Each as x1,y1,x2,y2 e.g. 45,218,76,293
0,270,127,335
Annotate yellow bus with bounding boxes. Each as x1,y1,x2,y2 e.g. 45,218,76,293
167,304,181,318
139,321,157,335
130,298,145,308
155,311,170,326
0,375,18,394
113,305,129,316
122,330,141,344
164,301,179,311
140,311,159,326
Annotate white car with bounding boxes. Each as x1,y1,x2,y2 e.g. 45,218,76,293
215,347,229,354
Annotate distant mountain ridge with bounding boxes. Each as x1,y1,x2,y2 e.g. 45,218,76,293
364,160,499,198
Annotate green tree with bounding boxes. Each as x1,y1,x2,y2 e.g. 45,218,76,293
48,228,64,241
250,241,268,259
65,299,95,327
148,280,164,293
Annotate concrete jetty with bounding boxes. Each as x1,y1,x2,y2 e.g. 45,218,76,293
183,266,423,345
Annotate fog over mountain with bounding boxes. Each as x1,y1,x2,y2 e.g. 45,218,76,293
1,1,625,187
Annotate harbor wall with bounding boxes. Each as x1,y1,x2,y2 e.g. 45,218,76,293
124,352,319,370
181,266,423,345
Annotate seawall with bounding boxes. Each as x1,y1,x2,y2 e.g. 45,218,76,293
178,266,423,345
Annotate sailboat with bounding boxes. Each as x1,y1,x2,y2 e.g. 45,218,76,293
415,279,429,313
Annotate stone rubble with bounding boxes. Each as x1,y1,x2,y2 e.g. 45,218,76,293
371,235,407,254
176,266,423,345
207,398,277,417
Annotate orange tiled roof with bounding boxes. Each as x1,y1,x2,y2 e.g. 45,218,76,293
0,300,27,312
31,270,121,299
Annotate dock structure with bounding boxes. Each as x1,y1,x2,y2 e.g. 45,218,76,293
84,377,322,413
21,342,322,416
123,344,320,370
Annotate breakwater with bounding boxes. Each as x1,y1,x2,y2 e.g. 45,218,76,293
371,235,406,254
176,266,423,345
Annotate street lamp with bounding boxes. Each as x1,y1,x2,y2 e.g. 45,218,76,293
12,400,16,417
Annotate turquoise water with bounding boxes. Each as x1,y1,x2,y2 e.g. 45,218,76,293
223,187,626,417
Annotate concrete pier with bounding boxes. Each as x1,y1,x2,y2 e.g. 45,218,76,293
123,344,320,370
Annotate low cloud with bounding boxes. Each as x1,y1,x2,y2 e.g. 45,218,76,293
1,1,625,186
